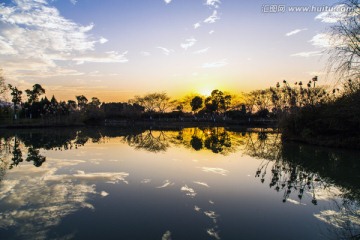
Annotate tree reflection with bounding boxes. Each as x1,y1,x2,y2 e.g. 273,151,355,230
245,132,360,239
10,137,23,169
123,130,171,152
173,127,239,155
8,137,46,169
0,127,358,239
190,136,203,151
26,147,46,167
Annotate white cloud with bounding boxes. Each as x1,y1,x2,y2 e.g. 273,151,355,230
310,33,333,48
0,36,17,55
194,22,201,29
205,0,221,8
204,10,220,23
285,28,308,36
0,0,124,81
157,46,174,55
180,37,197,50
202,59,228,68
99,37,108,44
164,0,172,4
70,0,77,5
193,47,209,54
209,30,215,34
315,4,351,23
291,51,322,57
73,51,128,65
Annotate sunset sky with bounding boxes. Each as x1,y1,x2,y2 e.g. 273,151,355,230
0,0,342,102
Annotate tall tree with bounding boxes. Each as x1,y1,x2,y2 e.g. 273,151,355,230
204,90,232,114
76,95,88,110
89,97,101,108
131,92,170,113
8,84,22,120
190,96,203,112
25,84,45,104
0,69,7,100
327,0,360,80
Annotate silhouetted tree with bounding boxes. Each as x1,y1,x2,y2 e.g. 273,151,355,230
25,84,45,104
204,90,232,114
76,95,88,110
131,92,171,113
8,84,22,120
327,0,360,80
0,69,7,100
190,96,203,112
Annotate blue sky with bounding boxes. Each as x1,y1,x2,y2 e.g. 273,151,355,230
0,0,342,101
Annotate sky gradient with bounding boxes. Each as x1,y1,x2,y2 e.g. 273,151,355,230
0,0,342,102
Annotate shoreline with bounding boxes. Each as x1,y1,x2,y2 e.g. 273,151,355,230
1,119,359,150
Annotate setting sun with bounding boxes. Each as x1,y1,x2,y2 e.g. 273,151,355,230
199,88,212,97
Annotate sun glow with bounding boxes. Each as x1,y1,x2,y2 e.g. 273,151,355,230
199,88,212,97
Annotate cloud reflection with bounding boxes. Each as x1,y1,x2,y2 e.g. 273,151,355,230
181,185,197,198
201,167,229,176
156,180,174,189
207,228,221,240
194,205,201,212
162,230,172,240
0,159,128,239
194,181,210,188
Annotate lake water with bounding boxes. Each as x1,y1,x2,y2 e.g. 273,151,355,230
0,127,359,240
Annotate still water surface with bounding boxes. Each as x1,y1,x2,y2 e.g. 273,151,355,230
0,127,359,240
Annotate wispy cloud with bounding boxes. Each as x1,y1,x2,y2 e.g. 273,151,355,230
309,33,333,48
285,28,308,36
202,59,228,68
291,51,322,57
209,30,215,34
193,48,209,54
164,0,172,5
73,51,129,65
0,0,124,81
204,10,220,23
205,0,221,8
157,46,174,55
99,37,108,44
315,4,350,23
70,0,77,5
194,22,201,29
180,37,197,50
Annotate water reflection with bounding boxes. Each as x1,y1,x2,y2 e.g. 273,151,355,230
0,127,359,239
247,131,360,239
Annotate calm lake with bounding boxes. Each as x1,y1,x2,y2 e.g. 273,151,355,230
0,127,359,240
